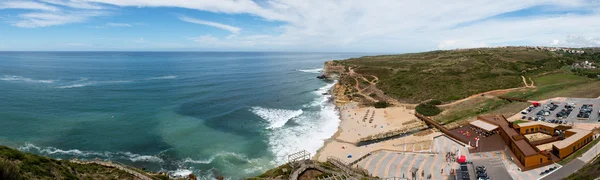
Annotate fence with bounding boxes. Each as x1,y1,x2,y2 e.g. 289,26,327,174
327,156,369,177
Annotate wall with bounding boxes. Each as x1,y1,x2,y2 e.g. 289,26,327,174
524,154,552,168
556,132,594,159
517,124,555,135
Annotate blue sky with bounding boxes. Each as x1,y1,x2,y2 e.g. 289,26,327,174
1,0,600,52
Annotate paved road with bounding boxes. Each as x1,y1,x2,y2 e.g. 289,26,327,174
541,160,585,180
542,137,600,180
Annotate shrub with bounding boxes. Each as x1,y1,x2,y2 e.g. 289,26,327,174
0,159,21,180
427,99,442,105
373,101,389,108
416,103,442,116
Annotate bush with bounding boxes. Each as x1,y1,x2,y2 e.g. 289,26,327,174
373,101,389,108
0,147,25,161
427,99,442,105
416,103,442,116
0,159,21,180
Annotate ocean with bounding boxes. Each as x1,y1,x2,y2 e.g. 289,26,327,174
0,52,366,179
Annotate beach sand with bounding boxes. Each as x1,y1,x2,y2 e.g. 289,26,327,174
314,104,441,163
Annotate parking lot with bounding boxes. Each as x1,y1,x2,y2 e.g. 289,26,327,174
520,98,600,124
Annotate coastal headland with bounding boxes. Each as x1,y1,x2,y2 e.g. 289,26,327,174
299,46,600,180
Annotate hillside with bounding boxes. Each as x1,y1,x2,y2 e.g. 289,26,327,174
329,46,600,104
0,145,168,180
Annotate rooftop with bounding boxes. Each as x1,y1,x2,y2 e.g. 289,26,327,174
479,115,538,156
516,121,559,128
554,128,593,149
470,120,499,132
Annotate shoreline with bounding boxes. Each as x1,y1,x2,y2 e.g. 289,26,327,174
313,82,346,161
312,76,439,163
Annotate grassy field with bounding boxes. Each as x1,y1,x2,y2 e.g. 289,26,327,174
0,145,167,180
435,97,511,124
503,78,600,101
533,73,589,86
334,47,600,104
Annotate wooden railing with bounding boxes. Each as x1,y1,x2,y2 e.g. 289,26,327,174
327,156,369,177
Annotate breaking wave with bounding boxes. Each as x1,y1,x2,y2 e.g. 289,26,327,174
266,81,340,164
250,107,303,129
0,75,55,83
18,143,163,163
297,68,323,74
182,151,258,165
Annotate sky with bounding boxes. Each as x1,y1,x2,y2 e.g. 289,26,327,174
0,0,600,52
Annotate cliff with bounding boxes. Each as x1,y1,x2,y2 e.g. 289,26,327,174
0,145,169,180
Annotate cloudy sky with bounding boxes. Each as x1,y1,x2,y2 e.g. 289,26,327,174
1,0,600,52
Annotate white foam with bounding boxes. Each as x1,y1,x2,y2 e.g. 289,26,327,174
267,81,340,164
18,143,163,163
120,152,164,163
243,166,265,174
147,75,177,80
57,83,93,89
0,75,55,83
297,68,323,74
183,151,257,165
250,107,303,129
57,80,131,89
304,82,336,108
170,169,193,178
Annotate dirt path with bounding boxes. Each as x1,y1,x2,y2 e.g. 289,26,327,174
346,67,529,108
521,76,536,88
521,76,529,87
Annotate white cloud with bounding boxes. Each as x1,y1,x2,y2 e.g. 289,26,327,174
0,1,59,11
1,0,111,28
438,40,488,50
13,11,108,28
82,0,600,51
552,35,600,47
179,16,241,34
106,22,131,27
40,0,106,10
5,0,600,51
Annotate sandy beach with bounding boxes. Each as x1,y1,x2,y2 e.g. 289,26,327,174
314,102,441,163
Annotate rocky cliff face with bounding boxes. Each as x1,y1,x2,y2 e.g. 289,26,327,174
323,61,346,80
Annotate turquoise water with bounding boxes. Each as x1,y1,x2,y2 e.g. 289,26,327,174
0,52,365,179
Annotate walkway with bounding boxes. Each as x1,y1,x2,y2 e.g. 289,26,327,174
355,136,470,180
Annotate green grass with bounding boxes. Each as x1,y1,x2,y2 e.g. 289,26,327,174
256,163,292,179
533,73,589,86
512,120,528,125
334,47,600,103
503,80,600,101
0,145,164,180
437,98,510,124
559,137,600,165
